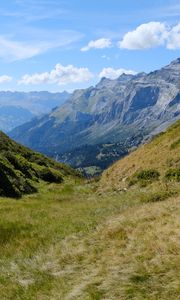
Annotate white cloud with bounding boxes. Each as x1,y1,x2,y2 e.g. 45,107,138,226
119,22,168,49
99,67,137,79
19,64,93,85
0,75,12,83
81,38,112,52
167,23,180,49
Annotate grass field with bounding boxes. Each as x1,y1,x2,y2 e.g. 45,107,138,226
0,120,180,299
100,120,180,192
0,177,179,300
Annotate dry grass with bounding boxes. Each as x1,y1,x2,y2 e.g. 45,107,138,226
0,178,179,299
100,120,180,192
0,121,180,299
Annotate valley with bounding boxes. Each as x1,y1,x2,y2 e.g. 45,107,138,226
0,91,70,132
1,1,180,299
10,59,180,174
0,121,179,299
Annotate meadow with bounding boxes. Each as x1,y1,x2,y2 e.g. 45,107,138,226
0,177,179,300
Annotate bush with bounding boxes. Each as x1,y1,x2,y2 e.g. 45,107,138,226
5,152,36,180
128,169,160,187
165,168,180,182
136,169,160,181
39,168,63,183
141,190,177,203
170,139,180,149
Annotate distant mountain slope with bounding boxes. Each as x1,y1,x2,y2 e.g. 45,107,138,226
0,106,34,132
0,132,78,198
100,120,180,191
10,58,180,170
0,91,70,132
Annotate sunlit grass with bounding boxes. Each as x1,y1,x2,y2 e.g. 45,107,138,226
0,177,179,299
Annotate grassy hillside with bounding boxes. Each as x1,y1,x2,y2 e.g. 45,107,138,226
100,120,180,192
0,121,179,299
0,131,78,198
0,179,179,299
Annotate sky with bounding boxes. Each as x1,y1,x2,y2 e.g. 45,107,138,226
0,0,180,92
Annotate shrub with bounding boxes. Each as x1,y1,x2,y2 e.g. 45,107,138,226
39,168,63,183
141,190,177,203
0,155,37,198
128,169,160,187
170,139,180,149
136,169,160,181
5,152,36,180
165,168,180,182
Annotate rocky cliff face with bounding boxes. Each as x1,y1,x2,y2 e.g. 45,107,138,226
10,59,180,162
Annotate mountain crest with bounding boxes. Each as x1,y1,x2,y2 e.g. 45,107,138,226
10,58,180,172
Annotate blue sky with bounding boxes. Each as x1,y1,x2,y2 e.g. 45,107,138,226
0,0,180,92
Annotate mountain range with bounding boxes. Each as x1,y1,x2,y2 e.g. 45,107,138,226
10,58,180,173
0,91,70,132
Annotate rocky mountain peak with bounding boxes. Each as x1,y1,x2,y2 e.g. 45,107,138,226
171,58,180,65
164,57,180,70
117,73,135,82
96,77,116,89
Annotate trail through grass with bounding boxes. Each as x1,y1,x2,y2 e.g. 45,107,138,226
0,178,180,299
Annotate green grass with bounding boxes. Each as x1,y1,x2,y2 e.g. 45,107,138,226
0,120,179,299
0,178,179,300
101,120,180,192
0,131,79,198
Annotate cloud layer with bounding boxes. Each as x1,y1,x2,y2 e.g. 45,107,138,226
99,68,137,79
81,38,112,52
19,64,93,85
119,22,180,50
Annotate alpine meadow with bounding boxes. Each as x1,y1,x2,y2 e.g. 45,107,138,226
0,1,180,300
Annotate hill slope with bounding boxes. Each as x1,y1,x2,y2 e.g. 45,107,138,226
0,129,179,299
100,120,180,191
0,132,78,198
10,58,180,166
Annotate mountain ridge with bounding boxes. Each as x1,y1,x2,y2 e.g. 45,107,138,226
0,91,70,132
10,58,180,172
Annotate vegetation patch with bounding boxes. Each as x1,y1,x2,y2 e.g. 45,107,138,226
0,221,33,245
170,138,180,149
128,169,160,187
0,131,79,198
141,190,177,203
38,168,63,183
165,168,180,182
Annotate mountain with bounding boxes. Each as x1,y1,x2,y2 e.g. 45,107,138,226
0,91,70,132
0,131,78,198
0,106,34,133
10,59,180,172
100,119,180,191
